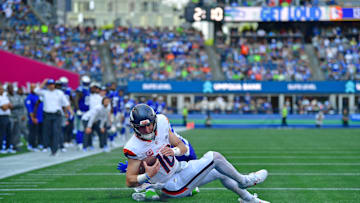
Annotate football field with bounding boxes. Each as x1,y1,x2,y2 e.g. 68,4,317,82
1,128,360,202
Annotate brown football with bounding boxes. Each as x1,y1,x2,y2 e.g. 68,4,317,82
139,156,157,174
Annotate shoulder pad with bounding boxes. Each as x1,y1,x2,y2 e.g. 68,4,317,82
123,148,137,159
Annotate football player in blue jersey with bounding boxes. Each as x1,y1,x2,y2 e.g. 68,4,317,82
74,75,91,150
104,83,118,146
156,96,166,114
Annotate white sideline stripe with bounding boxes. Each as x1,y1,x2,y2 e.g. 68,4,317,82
234,163,360,166
270,173,360,176
222,151,360,154
27,172,360,176
13,179,53,181
196,148,360,151
0,182,47,184
0,185,38,187
0,187,360,192
0,193,14,195
31,173,123,176
227,156,360,159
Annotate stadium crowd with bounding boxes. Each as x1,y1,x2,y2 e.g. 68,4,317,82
109,27,212,81
312,26,360,81
217,29,312,81
0,25,103,81
0,0,40,26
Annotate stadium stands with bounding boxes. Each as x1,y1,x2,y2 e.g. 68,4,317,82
109,27,212,81
0,0,40,26
0,25,103,81
217,29,312,81
312,26,360,80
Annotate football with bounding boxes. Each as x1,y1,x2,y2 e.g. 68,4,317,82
139,156,157,174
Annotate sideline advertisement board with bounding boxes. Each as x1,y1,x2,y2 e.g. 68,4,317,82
128,81,360,94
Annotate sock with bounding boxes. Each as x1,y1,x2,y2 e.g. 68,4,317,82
76,131,84,144
213,152,249,186
199,169,253,201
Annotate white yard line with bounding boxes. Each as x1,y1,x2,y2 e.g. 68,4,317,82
25,172,360,176
0,182,47,184
227,156,360,159
29,173,123,176
196,148,360,151
0,187,359,192
0,185,38,187
220,151,360,154
233,163,360,166
270,172,360,176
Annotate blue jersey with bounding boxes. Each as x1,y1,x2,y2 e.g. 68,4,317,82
107,90,117,99
25,93,43,123
147,99,157,112
156,102,166,114
63,87,74,102
122,110,131,125
76,86,90,112
113,96,124,115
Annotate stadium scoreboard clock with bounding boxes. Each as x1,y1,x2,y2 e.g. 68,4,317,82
185,6,224,22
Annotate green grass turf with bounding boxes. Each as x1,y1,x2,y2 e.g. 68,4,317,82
169,118,354,125
1,129,360,202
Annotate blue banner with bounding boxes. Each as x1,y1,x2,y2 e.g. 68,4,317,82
127,81,360,94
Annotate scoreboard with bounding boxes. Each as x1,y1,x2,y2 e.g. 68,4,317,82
184,5,224,22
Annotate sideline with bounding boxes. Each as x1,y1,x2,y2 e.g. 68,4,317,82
0,127,189,180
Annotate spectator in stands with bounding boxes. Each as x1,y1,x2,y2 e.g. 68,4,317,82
219,30,311,81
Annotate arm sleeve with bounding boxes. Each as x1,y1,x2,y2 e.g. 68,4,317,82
99,108,108,129
34,87,44,96
60,91,70,107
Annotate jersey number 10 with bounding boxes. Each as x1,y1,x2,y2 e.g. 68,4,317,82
156,154,175,173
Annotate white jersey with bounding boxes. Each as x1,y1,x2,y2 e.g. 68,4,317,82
123,114,179,184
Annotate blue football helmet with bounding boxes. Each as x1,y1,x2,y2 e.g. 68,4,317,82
130,104,157,140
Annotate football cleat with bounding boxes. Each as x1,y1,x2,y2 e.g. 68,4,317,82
132,189,159,201
190,187,200,196
240,169,268,189
238,193,270,203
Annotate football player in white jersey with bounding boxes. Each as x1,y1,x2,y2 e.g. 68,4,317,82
123,104,270,203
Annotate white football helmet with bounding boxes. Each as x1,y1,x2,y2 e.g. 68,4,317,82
81,75,91,86
59,76,69,84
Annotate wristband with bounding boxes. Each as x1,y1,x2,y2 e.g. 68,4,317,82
137,173,151,184
171,147,181,156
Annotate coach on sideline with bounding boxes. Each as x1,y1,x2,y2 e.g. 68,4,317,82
35,79,74,156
